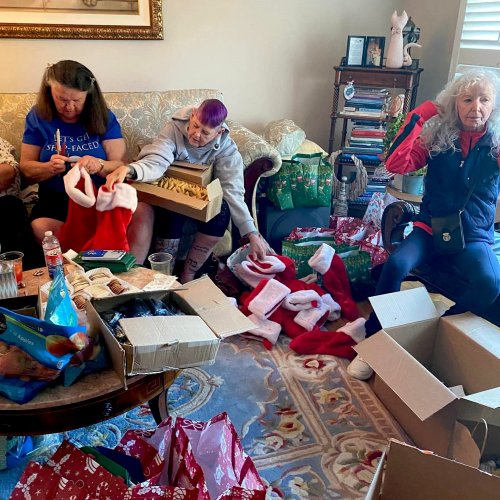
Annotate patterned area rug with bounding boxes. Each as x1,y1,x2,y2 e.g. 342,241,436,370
0,335,408,499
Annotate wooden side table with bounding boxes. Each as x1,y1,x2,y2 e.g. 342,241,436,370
386,184,423,205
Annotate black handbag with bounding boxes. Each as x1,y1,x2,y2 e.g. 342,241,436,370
431,180,477,255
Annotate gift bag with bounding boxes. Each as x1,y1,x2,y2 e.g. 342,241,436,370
117,412,268,500
281,236,351,278
11,440,195,500
267,161,294,210
290,153,332,207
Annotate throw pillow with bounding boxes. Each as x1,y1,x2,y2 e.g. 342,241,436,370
262,119,306,156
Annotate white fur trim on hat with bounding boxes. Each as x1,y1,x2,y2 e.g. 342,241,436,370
282,290,322,311
248,279,291,319
234,261,274,288
321,293,341,321
64,165,96,208
247,254,286,274
338,317,367,344
294,300,330,331
96,183,138,213
246,314,281,344
308,243,335,275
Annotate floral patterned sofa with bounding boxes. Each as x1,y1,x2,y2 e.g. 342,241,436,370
0,89,282,255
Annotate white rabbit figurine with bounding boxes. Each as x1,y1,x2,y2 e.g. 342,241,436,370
385,10,408,69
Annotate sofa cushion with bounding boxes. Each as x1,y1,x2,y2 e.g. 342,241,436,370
262,119,306,156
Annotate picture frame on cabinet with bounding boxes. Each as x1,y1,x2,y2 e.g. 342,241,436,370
345,36,366,66
364,36,385,67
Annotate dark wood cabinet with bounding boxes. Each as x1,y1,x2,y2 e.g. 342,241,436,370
328,65,423,153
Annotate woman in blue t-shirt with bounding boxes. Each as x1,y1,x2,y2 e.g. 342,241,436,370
19,60,154,262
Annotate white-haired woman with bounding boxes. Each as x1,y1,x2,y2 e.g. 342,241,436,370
347,68,500,379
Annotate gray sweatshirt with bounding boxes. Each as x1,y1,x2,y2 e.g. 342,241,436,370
130,107,256,237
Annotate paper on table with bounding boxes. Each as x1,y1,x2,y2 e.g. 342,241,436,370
142,274,178,291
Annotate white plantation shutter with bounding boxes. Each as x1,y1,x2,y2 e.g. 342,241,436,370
459,0,500,67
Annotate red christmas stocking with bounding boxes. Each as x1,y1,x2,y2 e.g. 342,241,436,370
82,183,138,252
308,243,359,321
289,329,357,360
59,165,97,252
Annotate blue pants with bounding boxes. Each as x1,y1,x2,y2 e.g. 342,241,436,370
365,227,500,336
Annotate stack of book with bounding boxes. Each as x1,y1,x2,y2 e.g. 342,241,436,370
342,87,389,118
334,118,390,216
343,122,386,157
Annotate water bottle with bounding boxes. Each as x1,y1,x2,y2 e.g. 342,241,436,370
42,231,64,279
333,176,349,217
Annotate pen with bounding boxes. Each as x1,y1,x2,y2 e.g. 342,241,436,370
56,129,61,154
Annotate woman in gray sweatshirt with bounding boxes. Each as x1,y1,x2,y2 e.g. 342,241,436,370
106,99,268,282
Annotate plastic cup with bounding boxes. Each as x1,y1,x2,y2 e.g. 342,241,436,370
0,251,24,287
148,252,173,275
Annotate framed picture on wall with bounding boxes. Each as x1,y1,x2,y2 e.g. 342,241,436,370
345,36,366,66
364,36,385,67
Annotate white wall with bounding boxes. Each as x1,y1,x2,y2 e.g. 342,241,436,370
0,0,459,150
404,0,460,103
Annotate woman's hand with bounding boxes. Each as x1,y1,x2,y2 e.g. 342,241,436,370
248,232,268,261
47,154,70,177
74,155,104,175
105,164,129,191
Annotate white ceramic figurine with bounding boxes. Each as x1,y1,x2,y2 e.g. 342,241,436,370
385,10,408,69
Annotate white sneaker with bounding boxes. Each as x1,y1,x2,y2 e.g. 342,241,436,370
347,355,373,380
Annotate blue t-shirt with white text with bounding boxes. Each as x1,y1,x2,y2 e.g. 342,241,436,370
22,108,123,195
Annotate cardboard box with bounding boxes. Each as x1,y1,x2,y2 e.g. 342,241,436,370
169,160,213,185
133,162,221,222
366,439,500,500
0,294,40,318
86,276,254,386
355,287,500,466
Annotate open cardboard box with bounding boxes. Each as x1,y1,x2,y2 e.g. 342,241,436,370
133,161,221,222
86,276,254,387
366,439,500,500
354,287,500,467
0,294,40,318
168,160,213,185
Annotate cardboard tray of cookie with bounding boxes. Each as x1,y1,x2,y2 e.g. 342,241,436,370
40,268,141,313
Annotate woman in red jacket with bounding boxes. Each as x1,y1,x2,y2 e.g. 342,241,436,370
347,68,500,380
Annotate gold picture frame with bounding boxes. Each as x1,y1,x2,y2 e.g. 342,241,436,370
0,0,163,40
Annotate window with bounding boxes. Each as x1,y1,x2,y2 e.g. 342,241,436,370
458,0,500,68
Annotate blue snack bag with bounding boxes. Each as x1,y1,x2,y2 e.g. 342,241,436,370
0,307,85,403
44,271,78,327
